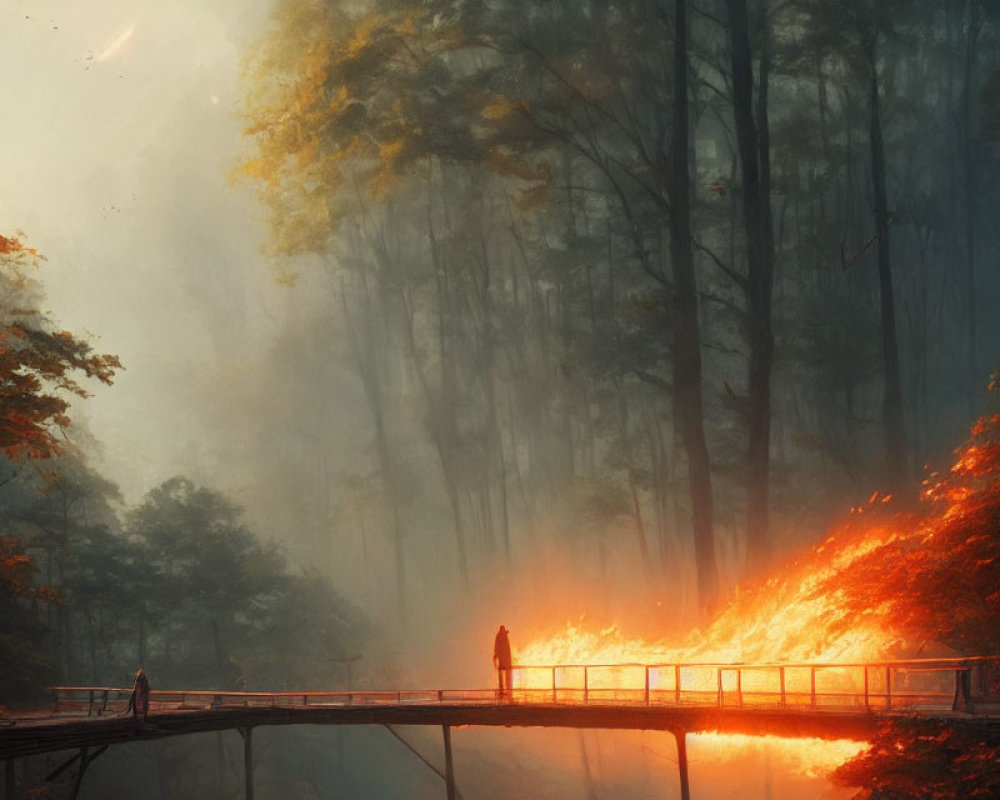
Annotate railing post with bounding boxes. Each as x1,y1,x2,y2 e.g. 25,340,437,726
552,667,557,703
674,665,681,705
886,667,892,711
583,667,589,705
644,666,650,706
810,667,817,709
864,667,870,712
88,690,95,717
716,668,723,708
779,667,786,708
737,669,743,708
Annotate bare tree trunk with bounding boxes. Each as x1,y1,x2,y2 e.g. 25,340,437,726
670,0,718,612
619,386,652,573
960,1,983,415
726,0,775,569
869,61,907,488
341,272,408,623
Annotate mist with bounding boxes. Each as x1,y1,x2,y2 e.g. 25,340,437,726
3,0,1000,797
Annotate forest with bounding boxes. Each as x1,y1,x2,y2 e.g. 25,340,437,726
3,0,1000,797
239,0,1000,615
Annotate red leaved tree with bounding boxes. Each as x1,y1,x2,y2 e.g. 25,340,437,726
820,380,1000,655
827,378,1000,798
0,232,120,703
0,233,120,466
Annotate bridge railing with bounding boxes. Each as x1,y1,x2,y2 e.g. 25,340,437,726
510,656,999,713
47,687,504,717
47,657,998,718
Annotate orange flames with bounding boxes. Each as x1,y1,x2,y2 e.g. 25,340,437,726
516,519,906,675
516,405,1000,672
506,412,1000,778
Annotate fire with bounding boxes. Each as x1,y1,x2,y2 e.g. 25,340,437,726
517,522,907,675
696,733,866,778
508,411,1000,777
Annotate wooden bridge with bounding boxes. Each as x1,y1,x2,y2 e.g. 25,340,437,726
3,657,999,800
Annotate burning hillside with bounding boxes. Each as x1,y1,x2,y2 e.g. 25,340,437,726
518,405,1000,676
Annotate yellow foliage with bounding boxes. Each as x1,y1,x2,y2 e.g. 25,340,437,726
378,138,405,167
237,0,450,272
329,85,350,112
345,13,385,60
395,11,418,37
296,140,318,170
481,96,522,121
516,182,550,212
488,148,541,181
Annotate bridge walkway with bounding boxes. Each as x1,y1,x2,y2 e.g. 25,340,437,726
2,657,999,800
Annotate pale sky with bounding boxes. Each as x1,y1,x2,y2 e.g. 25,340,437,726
0,0,317,507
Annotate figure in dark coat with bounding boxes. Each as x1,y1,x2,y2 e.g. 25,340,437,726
492,625,513,702
126,668,150,722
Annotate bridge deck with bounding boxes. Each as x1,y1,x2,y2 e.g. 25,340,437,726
4,656,999,760
3,696,1000,761
0,701,970,760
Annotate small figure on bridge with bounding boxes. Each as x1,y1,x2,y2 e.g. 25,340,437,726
126,668,150,723
493,625,513,702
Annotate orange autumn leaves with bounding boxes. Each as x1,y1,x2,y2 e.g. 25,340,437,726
0,232,121,462
238,0,551,268
816,396,1000,656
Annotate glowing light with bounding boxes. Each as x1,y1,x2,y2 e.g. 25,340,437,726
95,24,136,63
510,424,1000,772
695,733,866,777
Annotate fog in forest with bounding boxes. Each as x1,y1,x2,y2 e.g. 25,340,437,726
2,0,1000,797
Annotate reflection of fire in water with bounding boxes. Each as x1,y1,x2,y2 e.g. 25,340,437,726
508,520,900,775
512,412,1000,774
696,733,864,778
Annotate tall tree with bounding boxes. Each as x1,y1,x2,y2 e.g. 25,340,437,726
957,0,984,416
0,234,120,466
241,0,723,609
798,0,912,487
725,0,776,567
0,231,119,700
670,0,719,608
864,22,907,488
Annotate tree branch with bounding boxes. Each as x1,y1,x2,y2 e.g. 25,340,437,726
693,236,749,292
634,369,672,393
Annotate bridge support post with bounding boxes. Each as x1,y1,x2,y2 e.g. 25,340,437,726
5,758,14,800
442,725,456,800
674,732,690,800
242,728,254,800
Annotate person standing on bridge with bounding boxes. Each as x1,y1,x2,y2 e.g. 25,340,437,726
493,625,513,702
126,668,150,723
